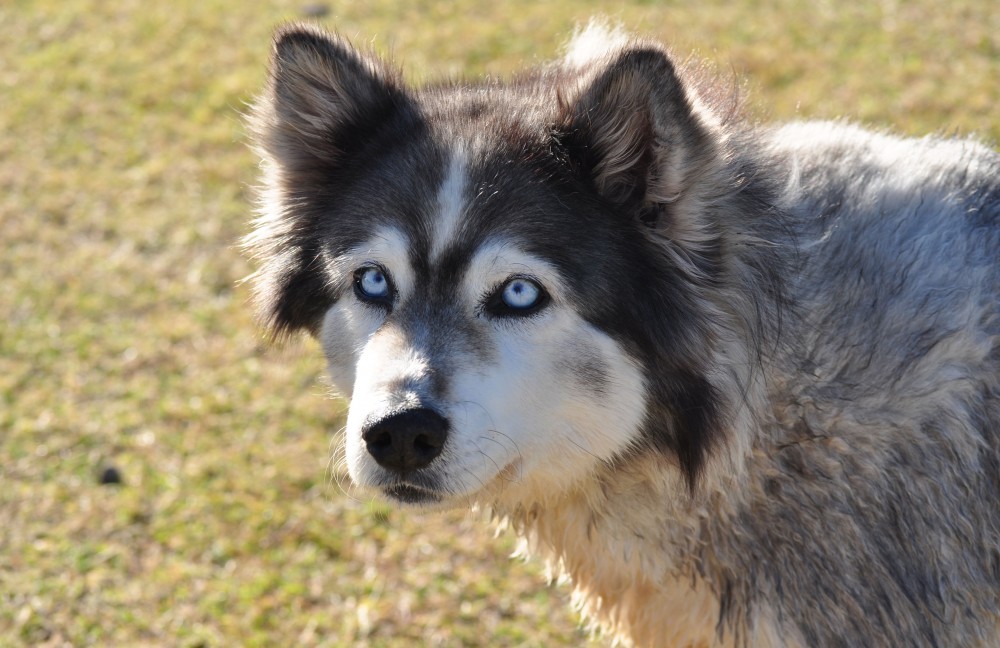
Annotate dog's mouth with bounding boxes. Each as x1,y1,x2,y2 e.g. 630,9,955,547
382,483,443,505
372,459,524,507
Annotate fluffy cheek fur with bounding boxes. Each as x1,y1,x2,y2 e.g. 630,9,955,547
319,301,376,397
445,314,648,505
332,303,648,505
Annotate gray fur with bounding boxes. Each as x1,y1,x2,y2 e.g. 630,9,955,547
245,23,1000,647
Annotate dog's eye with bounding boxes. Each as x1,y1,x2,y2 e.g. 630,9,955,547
503,278,541,309
354,265,393,305
483,276,549,317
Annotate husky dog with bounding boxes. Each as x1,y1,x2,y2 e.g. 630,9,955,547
244,21,1000,647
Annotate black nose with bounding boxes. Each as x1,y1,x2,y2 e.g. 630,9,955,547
362,408,449,472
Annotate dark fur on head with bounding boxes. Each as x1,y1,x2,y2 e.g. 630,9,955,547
245,24,785,489
244,25,419,339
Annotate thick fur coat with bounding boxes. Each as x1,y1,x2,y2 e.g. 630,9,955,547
244,22,1000,647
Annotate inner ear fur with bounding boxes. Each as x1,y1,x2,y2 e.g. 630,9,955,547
555,45,724,244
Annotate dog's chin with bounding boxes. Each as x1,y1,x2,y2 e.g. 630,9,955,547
377,480,485,510
374,461,523,509
382,483,446,507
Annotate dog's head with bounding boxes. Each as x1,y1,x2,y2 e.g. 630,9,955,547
245,24,772,507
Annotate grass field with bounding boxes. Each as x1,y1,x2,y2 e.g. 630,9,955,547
2,0,997,645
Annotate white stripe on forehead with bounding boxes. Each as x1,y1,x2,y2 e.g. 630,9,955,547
430,149,470,260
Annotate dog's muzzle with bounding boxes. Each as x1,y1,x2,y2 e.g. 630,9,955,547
362,408,449,472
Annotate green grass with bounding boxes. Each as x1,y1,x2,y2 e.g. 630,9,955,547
1,0,996,645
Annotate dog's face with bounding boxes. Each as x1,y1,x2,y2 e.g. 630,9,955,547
247,25,753,506
319,157,649,505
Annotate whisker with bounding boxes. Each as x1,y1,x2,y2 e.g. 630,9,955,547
568,436,602,462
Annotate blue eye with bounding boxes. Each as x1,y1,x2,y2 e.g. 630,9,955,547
502,278,541,309
354,265,392,304
484,276,549,317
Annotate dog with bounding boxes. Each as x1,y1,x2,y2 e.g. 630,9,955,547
243,21,1000,647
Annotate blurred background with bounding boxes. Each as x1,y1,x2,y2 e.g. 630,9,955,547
2,0,997,645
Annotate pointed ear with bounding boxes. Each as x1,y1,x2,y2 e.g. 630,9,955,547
244,26,412,341
251,24,409,171
556,45,720,217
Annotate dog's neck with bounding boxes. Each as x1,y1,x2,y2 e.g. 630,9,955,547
488,456,756,646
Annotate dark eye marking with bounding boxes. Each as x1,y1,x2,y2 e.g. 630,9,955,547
482,275,549,318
